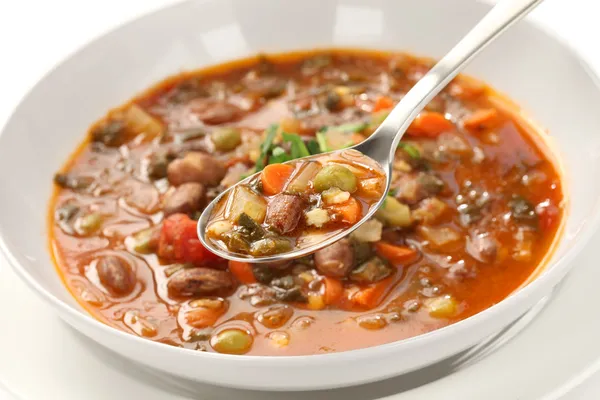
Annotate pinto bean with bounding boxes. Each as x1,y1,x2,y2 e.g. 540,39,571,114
167,152,226,187
163,182,206,216
466,233,498,263
97,255,136,296
264,194,305,234
314,239,354,278
188,99,243,125
167,268,235,297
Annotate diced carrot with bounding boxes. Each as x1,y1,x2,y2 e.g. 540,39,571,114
537,202,560,232
373,96,394,112
374,241,418,265
260,163,295,195
329,196,362,224
185,308,222,328
228,261,256,284
462,108,500,132
323,277,343,305
351,277,395,309
407,111,454,137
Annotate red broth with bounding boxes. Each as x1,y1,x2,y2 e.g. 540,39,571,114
49,49,564,356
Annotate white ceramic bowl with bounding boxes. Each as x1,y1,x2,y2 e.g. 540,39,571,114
1,0,600,391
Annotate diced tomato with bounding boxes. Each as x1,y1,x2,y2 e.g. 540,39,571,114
536,201,560,232
228,261,257,284
158,213,222,265
372,96,394,112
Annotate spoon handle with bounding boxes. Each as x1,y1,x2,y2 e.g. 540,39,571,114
356,0,543,164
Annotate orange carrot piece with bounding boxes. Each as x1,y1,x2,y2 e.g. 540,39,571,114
351,277,395,309
373,96,394,112
407,111,454,137
228,260,256,284
329,197,362,224
462,108,500,132
323,277,344,305
374,241,418,265
260,163,295,196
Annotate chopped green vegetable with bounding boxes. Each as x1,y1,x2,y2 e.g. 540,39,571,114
398,142,421,159
306,139,321,155
313,164,358,193
255,124,278,172
268,146,289,164
316,131,329,152
336,122,367,133
281,132,310,159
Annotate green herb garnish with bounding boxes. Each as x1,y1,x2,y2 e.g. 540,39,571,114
282,132,310,159
335,122,367,133
254,124,279,172
398,142,421,159
316,131,329,152
306,139,321,155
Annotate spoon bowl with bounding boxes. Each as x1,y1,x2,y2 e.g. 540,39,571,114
197,0,544,262
197,148,390,263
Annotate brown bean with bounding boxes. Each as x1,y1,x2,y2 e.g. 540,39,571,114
163,182,206,216
188,99,243,125
168,268,235,297
97,255,136,296
314,239,354,278
466,233,498,263
167,152,226,187
264,194,305,234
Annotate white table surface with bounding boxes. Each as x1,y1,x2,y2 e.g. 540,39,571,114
0,0,599,398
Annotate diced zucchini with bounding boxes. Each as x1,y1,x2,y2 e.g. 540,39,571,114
124,104,163,138
286,162,321,194
313,165,358,193
225,186,267,223
249,237,292,256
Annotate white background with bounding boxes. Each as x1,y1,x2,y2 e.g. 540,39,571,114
0,0,598,398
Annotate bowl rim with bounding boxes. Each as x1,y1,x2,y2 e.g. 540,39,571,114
1,0,600,366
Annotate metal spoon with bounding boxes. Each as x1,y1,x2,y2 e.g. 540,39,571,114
198,0,543,262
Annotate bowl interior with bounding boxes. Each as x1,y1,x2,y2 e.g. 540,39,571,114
1,0,600,344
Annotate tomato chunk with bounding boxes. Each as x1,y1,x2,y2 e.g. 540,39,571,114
158,213,222,265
